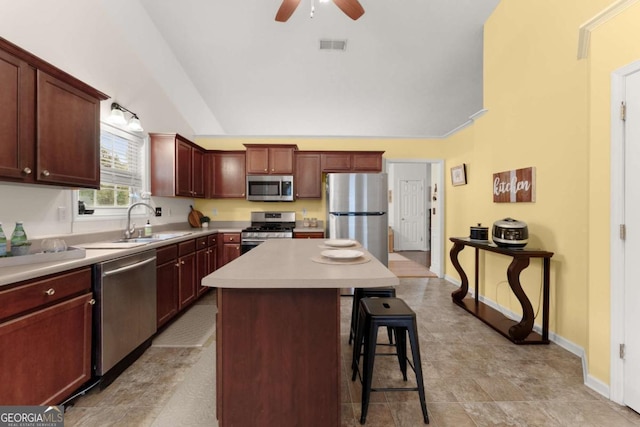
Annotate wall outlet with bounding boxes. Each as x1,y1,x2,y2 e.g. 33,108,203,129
212,208,218,216
302,208,307,216
155,207,162,216
57,206,67,221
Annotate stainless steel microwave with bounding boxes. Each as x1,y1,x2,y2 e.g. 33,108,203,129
246,175,294,202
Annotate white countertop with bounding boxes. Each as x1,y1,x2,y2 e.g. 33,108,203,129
202,239,398,289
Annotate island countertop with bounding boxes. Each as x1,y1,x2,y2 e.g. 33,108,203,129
202,238,398,289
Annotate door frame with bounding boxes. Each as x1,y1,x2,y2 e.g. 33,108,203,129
386,159,445,278
610,59,640,404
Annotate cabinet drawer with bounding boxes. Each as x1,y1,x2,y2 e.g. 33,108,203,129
294,232,324,239
197,237,208,249
178,239,196,256
223,233,240,243
0,267,91,322
156,244,178,264
208,234,218,246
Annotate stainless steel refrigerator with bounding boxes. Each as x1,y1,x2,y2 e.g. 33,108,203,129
326,173,389,267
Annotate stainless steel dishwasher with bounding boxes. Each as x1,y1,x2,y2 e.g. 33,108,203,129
93,250,157,387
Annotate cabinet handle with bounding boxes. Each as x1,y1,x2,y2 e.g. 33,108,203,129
264,168,268,172
42,170,50,177
22,167,32,175
89,299,96,305
181,260,185,265
271,168,274,172
44,288,55,296
175,263,181,268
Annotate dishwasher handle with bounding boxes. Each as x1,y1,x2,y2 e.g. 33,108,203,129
102,256,157,278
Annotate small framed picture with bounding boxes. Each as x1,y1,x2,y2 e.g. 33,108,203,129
451,164,467,186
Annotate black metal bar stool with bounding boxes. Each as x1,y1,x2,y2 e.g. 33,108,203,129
348,287,396,345
351,297,429,425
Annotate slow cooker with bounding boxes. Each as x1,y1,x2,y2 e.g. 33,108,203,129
492,217,528,248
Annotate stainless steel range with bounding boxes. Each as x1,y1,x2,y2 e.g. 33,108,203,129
241,211,295,253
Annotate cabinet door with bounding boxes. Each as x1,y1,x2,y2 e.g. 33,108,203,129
204,152,216,199
192,147,205,198
176,138,193,197
321,153,352,172
269,147,295,174
156,260,179,328
196,248,208,296
0,48,35,181
178,252,196,309
0,293,92,405
352,153,383,172
36,71,100,188
246,147,270,174
214,152,246,198
295,153,322,199
223,243,241,265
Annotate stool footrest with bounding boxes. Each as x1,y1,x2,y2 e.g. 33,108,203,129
371,387,419,393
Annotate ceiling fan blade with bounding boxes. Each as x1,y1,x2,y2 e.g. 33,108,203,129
275,0,302,22
332,0,365,20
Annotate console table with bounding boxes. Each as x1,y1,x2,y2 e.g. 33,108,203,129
449,237,554,344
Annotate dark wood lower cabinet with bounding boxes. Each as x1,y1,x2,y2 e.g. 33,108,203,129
216,287,340,426
0,292,93,405
156,245,179,328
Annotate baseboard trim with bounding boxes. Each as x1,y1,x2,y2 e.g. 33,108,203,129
442,276,610,399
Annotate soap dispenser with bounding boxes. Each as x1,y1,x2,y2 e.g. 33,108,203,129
144,220,152,237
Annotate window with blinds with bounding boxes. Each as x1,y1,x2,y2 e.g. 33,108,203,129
77,123,145,214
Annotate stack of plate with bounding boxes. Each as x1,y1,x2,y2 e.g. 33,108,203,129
322,239,363,260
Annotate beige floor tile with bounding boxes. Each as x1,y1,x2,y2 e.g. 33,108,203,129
63,275,640,427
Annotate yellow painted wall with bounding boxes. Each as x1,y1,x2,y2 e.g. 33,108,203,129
193,0,640,387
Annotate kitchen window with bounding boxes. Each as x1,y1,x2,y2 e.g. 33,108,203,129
76,123,148,217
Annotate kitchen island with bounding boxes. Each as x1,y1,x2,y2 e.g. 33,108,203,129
202,239,398,427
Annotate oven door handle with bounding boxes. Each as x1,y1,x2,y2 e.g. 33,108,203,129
102,256,157,278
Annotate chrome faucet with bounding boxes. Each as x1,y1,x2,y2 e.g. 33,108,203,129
124,202,155,239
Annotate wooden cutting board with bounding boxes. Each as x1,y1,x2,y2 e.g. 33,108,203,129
188,205,203,228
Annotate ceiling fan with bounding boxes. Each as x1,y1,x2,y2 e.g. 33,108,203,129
275,0,365,22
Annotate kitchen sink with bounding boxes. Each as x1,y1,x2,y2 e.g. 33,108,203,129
112,232,192,244
81,232,193,249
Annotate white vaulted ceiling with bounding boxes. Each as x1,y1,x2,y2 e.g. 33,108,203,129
137,0,500,138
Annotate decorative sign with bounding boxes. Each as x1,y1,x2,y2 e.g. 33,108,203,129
493,167,536,203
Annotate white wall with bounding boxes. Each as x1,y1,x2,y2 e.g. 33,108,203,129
0,0,220,238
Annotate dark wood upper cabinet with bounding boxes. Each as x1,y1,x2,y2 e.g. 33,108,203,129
150,133,205,198
321,151,383,173
244,144,297,174
295,152,322,199
0,37,108,189
209,151,246,198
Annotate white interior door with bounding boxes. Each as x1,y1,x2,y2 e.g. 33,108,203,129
623,68,640,412
399,179,426,250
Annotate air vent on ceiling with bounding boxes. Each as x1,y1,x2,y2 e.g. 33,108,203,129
319,39,347,51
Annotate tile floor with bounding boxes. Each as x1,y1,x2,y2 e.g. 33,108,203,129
64,254,640,426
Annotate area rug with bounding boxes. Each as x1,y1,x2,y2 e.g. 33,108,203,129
388,253,437,278
152,305,217,348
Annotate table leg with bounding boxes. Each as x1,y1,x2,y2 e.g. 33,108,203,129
506,257,534,341
450,242,468,302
